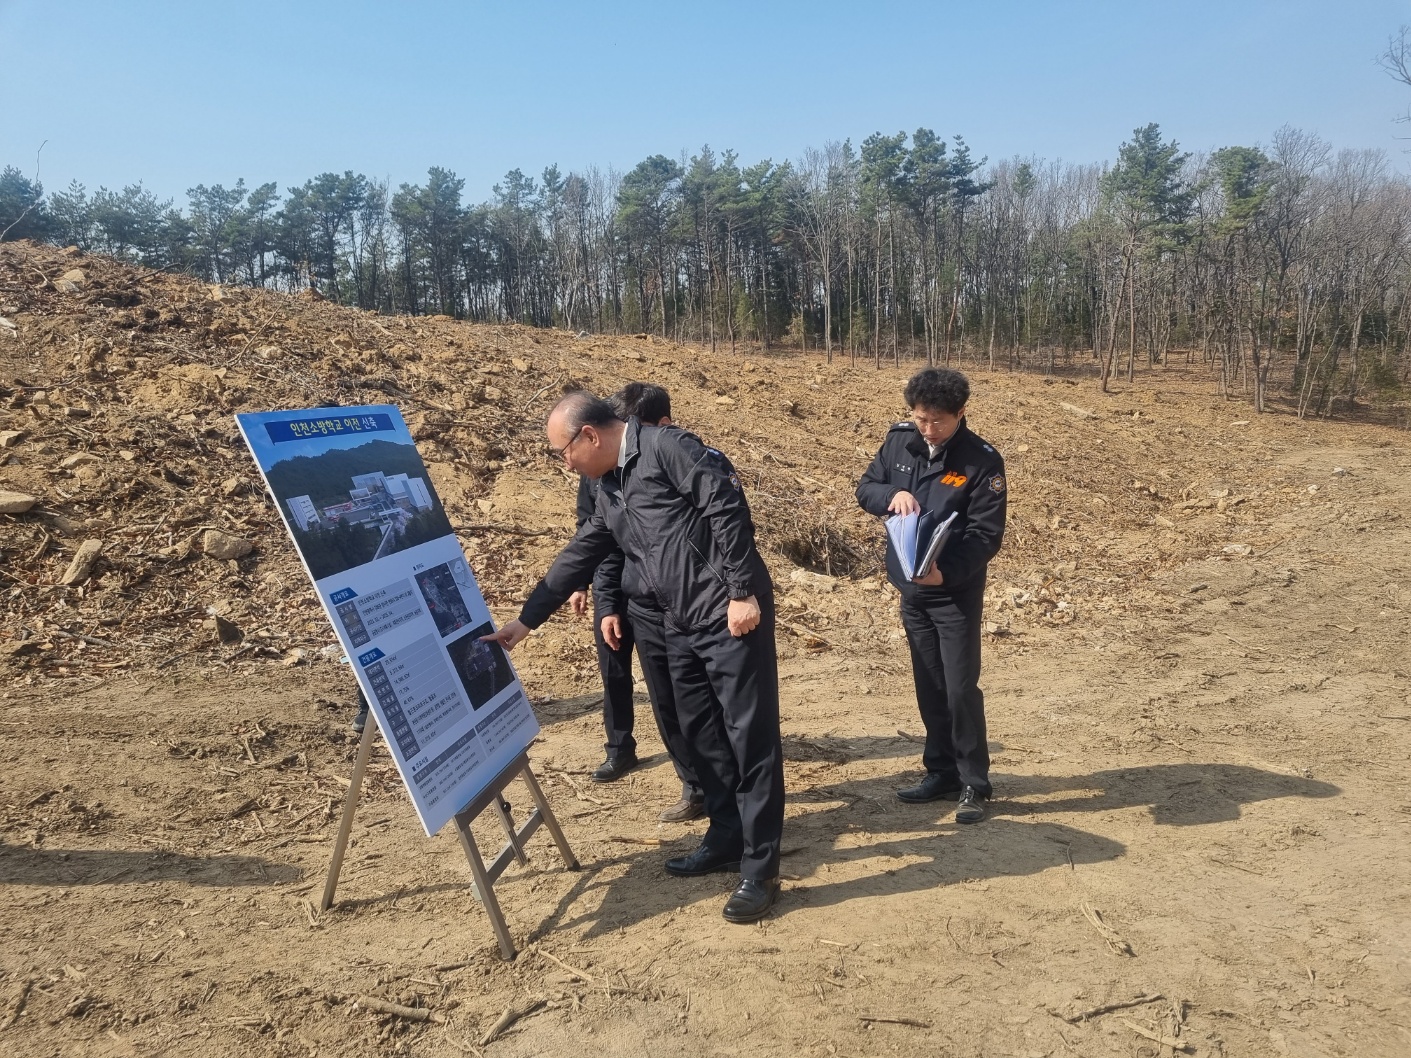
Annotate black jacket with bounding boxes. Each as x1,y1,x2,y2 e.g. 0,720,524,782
856,419,1007,599
573,475,623,613
521,419,770,634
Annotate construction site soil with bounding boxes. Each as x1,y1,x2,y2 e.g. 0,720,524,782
1,239,1409,1057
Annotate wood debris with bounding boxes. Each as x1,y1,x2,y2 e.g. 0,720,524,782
1120,1017,1195,1052
858,1014,931,1028
479,998,545,1045
1080,902,1135,957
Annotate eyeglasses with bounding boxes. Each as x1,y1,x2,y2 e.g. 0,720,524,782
911,415,955,429
548,425,585,461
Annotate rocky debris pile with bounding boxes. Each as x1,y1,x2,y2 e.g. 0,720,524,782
0,239,1326,689
0,243,579,682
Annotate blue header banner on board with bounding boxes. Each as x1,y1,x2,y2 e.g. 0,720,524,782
263,412,397,444
235,404,540,836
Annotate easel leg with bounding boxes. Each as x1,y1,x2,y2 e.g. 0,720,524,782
455,808,517,960
318,744,573,958
321,715,377,912
520,764,580,870
493,797,528,866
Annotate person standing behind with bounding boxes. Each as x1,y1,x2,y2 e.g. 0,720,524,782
856,368,1007,823
569,444,637,784
571,383,706,823
483,391,784,923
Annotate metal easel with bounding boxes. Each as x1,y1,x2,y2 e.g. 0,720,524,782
320,716,579,959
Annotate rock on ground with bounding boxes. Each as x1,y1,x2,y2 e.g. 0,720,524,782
201,529,254,561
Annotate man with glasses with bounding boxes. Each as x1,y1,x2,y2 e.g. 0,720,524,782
484,391,784,923
568,384,706,824
856,368,1007,824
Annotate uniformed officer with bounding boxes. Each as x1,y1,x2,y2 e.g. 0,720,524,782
856,368,1007,823
571,383,706,823
483,391,784,923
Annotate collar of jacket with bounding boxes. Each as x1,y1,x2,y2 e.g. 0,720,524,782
904,417,968,463
616,415,643,472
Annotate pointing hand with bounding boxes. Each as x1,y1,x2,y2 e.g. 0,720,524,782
480,620,530,650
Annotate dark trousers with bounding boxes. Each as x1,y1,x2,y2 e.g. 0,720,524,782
627,603,704,800
592,608,636,758
900,584,991,797
665,591,784,881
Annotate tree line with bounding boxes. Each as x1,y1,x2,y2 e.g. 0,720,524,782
3,122,1410,417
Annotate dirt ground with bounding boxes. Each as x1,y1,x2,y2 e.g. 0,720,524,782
2,243,1410,1057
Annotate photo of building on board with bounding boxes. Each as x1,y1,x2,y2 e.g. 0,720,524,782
238,409,457,583
282,466,454,580
287,470,433,543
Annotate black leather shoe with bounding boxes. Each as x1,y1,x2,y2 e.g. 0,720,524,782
723,878,779,923
664,844,742,877
590,754,639,783
658,797,706,822
955,785,987,824
896,773,962,803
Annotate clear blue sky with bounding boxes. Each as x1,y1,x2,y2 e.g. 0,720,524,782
3,0,1409,205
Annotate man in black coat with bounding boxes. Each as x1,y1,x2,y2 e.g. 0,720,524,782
856,368,1007,823
483,391,784,923
571,383,706,823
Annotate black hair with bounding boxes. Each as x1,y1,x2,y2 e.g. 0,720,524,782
554,390,621,431
903,368,970,415
611,381,671,423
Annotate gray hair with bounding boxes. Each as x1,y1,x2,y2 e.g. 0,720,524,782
554,390,621,431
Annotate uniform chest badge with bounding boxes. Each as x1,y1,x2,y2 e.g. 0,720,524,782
895,462,912,473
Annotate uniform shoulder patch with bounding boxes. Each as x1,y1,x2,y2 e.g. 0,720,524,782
888,421,918,433
990,474,1006,494
704,445,740,483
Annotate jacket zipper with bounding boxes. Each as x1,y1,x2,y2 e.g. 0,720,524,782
618,466,672,619
687,536,728,588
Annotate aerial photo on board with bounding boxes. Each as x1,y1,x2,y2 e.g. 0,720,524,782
256,428,455,581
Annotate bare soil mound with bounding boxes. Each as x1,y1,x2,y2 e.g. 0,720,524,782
0,239,1335,682
2,242,1409,1057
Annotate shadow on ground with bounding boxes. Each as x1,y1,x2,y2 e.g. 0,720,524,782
0,844,304,886
334,761,1341,940
993,763,1341,825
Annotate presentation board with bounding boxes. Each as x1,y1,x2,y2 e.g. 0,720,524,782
236,404,540,835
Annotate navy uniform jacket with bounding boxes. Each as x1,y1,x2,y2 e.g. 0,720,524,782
521,418,769,634
855,419,1007,599
573,475,624,615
